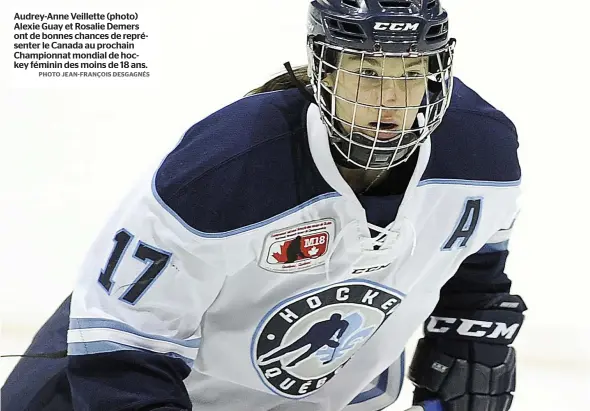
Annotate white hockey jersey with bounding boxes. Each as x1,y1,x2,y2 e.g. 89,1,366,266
67,79,521,411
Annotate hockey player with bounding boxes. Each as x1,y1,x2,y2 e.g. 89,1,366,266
2,1,526,410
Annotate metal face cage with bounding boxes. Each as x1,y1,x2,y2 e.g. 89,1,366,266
308,39,455,170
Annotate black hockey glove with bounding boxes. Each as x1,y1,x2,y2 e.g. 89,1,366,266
408,294,526,411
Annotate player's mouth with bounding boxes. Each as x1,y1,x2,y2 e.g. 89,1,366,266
369,121,401,140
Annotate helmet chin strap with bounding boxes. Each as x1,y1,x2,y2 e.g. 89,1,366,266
331,129,419,170
330,110,427,170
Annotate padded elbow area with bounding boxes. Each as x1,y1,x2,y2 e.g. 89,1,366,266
67,350,192,410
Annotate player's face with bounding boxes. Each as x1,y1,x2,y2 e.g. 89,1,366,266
325,53,428,140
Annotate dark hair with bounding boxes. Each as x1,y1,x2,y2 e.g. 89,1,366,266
246,65,310,96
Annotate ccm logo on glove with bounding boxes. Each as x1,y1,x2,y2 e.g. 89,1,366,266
426,316,520,341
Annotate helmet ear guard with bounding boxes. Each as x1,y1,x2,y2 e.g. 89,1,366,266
307,0,455,170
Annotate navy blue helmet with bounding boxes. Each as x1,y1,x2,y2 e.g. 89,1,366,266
307,0,455,170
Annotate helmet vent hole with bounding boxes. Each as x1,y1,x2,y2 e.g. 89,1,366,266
341,22,364,34
325,18,367,42
379,1,412,8
425,22,448,42
378,1,421,13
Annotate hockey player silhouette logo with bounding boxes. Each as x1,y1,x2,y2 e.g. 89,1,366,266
284,235,306,263
258,313,349,368
259,219,335,273
252,281,403,398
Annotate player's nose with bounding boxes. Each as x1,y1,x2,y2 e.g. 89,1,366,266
381,79,405,107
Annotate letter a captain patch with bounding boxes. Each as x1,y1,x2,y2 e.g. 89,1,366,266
442,197,482,250
259,219,335,273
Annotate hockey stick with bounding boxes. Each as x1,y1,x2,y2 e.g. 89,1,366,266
322,345,337,365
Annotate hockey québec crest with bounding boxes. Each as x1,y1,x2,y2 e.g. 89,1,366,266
259,219,335,273
252,281,403,398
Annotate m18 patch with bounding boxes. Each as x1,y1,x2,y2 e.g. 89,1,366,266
258,219,335,273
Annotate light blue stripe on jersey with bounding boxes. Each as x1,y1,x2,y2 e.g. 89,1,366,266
418,178,521,187
477,240,509,254
348,369,388,405
70,317,201,348
151,171,341,238
67,341,195,367
396,349,405,402
348,350,405,405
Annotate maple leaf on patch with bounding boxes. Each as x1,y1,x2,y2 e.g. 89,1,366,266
272,241,291,263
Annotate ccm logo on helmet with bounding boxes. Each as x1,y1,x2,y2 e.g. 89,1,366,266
373,22,420,31
426,316,521,340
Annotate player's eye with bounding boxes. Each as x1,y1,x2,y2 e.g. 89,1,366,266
405,71,424,78
359,68,380,78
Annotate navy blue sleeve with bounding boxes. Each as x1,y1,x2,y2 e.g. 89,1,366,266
423,78,525,367
440,250,512,301
1,295,192,410
68,351,192,410
425,78,520,309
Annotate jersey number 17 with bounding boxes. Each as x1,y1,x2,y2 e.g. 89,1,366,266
97,228,172,305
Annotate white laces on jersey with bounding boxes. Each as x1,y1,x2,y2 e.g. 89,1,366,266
363,221,399,250
325,217,417,281
369,219,417,256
